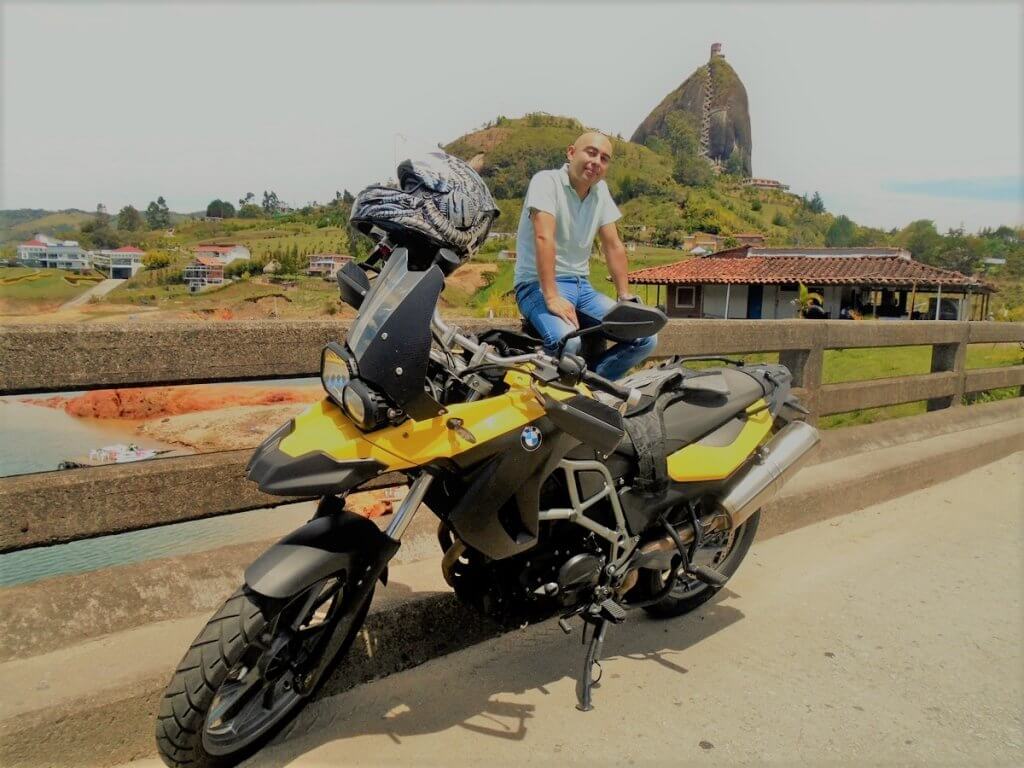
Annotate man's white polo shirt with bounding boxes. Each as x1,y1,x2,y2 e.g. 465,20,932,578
513,164,621,286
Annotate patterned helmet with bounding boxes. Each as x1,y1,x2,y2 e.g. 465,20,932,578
350,152,499,255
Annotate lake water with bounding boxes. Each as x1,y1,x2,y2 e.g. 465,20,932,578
0,502,318,588
0,378,323,587
0,398,185,476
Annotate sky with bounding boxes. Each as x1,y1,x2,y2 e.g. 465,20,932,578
2,1,1022,232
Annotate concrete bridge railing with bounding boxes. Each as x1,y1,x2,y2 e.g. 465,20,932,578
1,318,1021,554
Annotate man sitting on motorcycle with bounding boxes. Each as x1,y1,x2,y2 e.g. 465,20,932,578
513,131,657,380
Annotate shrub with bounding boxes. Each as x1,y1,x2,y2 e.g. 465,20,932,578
751,200,762,211
772,211,788,227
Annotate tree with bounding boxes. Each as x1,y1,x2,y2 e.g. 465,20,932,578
116,205,143,231
95,203,110,228
898,220,944,264
807,191,826,214
206,199,236,218
725,147,745,176
146,196,171,229
239,192,256,208
825,215,856,247
262,190,282,215
238,203,263,219
663,111,712,188
143,252,170,270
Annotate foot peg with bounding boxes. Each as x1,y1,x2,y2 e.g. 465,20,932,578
687,564,729,587
598,598,627,623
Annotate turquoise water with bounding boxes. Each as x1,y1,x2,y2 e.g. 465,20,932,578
0,399,185,476
0,501,317,588
0,378,323,587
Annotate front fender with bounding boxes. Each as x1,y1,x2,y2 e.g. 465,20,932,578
245,500,400,599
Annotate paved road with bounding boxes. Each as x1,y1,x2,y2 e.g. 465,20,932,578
60,278,125,309
123,452,1024,767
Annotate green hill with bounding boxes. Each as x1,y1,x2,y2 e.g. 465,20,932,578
444,113,835,247
0,209,96,245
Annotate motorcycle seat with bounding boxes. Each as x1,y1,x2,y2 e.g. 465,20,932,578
615,367,767,459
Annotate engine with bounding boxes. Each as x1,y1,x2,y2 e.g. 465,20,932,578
439,520,606,626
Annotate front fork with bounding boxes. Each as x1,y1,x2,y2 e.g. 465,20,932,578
385,471,434,540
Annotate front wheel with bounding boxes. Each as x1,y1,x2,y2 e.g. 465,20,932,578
156,576,372,768
642,510,760,619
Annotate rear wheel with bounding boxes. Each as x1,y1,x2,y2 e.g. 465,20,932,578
642,510,760,619
155,575,372,768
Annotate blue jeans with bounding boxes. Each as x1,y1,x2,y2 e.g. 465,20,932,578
514,276,658,381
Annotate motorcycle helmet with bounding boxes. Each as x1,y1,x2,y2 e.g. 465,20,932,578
350,152,499,256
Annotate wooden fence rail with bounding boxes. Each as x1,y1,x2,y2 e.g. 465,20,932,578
1,319,1021,552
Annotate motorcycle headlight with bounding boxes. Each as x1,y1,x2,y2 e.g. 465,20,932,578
341,379,386,431
320,342,352,405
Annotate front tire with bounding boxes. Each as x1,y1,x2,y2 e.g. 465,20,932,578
642,510,760,619
156,578,372,767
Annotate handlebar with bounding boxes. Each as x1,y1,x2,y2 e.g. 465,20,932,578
431,310,642,409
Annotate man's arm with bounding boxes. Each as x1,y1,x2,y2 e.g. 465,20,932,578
533,210,578,328
598,222,633,300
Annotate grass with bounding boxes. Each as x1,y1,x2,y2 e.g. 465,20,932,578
104,274,346,316
818,342,1022,428
0,267,98,305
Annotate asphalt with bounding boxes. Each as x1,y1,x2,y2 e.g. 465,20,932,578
118,452,1023,768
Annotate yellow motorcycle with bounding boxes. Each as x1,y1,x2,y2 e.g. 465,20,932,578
156,243,818,768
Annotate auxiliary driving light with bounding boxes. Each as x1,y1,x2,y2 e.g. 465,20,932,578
320,342,352,406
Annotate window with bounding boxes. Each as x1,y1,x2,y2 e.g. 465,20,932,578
675,286,696,309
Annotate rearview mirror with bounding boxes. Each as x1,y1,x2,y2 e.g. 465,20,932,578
337,261,371,310
600,302,668,342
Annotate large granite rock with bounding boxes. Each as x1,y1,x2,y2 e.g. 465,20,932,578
631,53,752,176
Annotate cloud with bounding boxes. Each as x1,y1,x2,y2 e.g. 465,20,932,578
882,177,1023,202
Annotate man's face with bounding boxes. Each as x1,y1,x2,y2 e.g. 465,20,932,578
567,134,612,187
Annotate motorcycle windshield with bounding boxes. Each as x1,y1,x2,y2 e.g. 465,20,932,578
346,248,444,410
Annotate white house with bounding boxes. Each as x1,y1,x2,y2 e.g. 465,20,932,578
91,246,146,279
193,244,251,264
307,254,351,279
15,235,90,272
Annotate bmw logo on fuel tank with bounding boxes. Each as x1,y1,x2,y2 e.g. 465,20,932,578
520,425,542,452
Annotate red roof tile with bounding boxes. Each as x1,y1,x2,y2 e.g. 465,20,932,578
113,246,145,253
193,256,224,267
21,239,47,247
628,255,993,291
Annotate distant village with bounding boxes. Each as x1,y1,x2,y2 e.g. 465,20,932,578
14,235,351,294
14,229,995,321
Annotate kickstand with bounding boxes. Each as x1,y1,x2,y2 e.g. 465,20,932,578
575,618,609,712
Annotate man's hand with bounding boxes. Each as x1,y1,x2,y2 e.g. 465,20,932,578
545,293,579,328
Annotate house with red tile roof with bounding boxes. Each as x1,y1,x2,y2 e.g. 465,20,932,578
193,243,251,264
627,246,994,321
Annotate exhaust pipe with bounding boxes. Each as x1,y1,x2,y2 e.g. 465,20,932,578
717,421,820,529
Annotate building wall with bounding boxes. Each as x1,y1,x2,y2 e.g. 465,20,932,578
702,284,749,319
